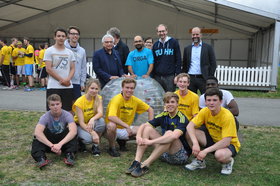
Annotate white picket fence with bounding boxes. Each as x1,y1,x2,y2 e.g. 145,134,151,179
215,65,271,87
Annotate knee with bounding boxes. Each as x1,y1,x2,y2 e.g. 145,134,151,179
106,122,117,133
215,149,229,163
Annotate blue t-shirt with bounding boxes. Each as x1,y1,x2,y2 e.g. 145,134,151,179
125,47,154,77
38,110,74,134
148,111,190,152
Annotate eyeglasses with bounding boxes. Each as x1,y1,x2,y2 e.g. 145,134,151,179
104,41,113,44
69,33,79,36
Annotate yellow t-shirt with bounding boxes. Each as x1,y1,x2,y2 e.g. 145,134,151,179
175,90,199,121
72,94,102,124
24,44,34,64
1,46,11,65
12,48,26,66
38,49,46,68
105,93,150,129
191,107,241,152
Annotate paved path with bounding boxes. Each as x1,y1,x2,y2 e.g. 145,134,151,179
0,89,279,127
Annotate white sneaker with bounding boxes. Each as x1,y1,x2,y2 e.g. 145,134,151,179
221,158,234,175
185,158,206,171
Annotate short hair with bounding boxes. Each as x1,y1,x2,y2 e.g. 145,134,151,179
11,38,18,42
107,27,121,39
121,78,137,88
163,92,179,103
47,94,61,105
39,44,44,49
204,88,223,100
144,37,153,43
67,26,80,35
54,28,67,37
156,24,168,31
102,34,114,43
176,73,190,82
1,39,7,44
23,37,30,42
207,76,219,83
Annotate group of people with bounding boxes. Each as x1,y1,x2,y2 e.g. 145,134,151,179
1,24,240,176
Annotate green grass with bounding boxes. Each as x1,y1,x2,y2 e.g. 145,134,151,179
1,110,280,185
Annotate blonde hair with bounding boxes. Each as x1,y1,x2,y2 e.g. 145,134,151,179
85,78,101,114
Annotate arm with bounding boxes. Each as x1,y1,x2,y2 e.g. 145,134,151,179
88,99,103,125
0,54,4,65
46,60,64,82
143,129,182,145
143,64,154,78
208,45,216,76
24,53,33,57
187,121,201,156
147,107,154,120
80,52,87,89
136,123,151,145
108,116,130,129
75,106,89,132
227,100,239,116
182,47,188,73
34,124,53,148
92,51,112,82
175,40,182,75
128,66,137,78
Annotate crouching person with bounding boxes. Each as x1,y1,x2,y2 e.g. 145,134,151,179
31,94,77,169
185,88,241,175
72,79,105,156
126,92,191,177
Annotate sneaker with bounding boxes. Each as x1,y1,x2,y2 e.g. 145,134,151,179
92,144,101,156
107,147,120,157
40,87,46,91
184,158,206,171
64,152,75,166
117,139,128,151
221,158,234,175
126,160,141,174
24,88,32,92
37,157,50,169
131,165,149,177
78,139,87,152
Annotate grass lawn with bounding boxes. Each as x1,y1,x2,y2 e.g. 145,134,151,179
1,110,280,185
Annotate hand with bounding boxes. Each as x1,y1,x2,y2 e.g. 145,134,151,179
87,120,94,133
91,133,100,144
142,75,149,78
126,127,133,137
136,136,144,145
197,150,208,160
59,79,71,86
192,144,201,157
142,138,153,146
130,74,137,78
110,76,119,80
51,144,62,155
81,86,85,91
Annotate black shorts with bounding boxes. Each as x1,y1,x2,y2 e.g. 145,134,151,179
39,67,48,78
46,88,74,111
10,64,17,75
199,125,237,157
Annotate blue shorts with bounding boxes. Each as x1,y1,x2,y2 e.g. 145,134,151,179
160,146,188,165
24,64,33,76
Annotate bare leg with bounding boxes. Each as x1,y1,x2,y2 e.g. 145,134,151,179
106,122,117,148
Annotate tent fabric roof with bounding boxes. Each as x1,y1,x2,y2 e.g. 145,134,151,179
0,0,279,35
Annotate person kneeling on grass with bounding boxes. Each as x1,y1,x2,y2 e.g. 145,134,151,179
31,94,77,169
185,88,241,175
72,78,105,156
126,92,191,177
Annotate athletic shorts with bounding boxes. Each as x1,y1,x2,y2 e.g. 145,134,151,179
39,67,48,78
17,65,25,75
116,126,134,140
24,64,33,76
46,88,74,111
10,64,17,75
201,126,237,157
160,146,188,165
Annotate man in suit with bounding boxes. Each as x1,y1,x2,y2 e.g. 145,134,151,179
92,34,125,88
182,27,216,94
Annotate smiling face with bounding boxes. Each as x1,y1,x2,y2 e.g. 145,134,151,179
134,36,144,51
144,39,153,49
177,76,190,91
68,28,80,43
157,25,168,41
122,82,136,100
165,97,179,115
191,27,202,44
86,82,99,97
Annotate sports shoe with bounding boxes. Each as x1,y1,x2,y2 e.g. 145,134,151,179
92,144,101,156
78,139,87,152
37,157,50,169
131,165,149,177
221,158,234,175
117,139,128,151
126,160,141,174
107,147,120,157
184,158,206,171
40,87,46,91
64,152,75,166
24,87,32,92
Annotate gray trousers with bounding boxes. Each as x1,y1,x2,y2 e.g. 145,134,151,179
77,118,106,144
154,74,175,92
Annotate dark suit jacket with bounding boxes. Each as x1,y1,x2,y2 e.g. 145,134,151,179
115,40,130,74
92,48,124,87
182,42,216,80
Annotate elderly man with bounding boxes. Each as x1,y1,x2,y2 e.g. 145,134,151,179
125,35,154,78
152,24,181,92
92,34,125,88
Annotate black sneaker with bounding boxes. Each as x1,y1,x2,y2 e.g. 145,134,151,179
131,165,149,177
37,157,50,169
78,138,87,152
92,144,100,156
126,160,141,174
117,139,128,151
64,152,75,166
107,148,120,157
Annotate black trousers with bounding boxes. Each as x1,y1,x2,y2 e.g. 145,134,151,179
31,128,77,162
189,75,206,94
1,64,10,87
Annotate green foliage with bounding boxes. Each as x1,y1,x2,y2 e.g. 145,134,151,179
0,111,280,185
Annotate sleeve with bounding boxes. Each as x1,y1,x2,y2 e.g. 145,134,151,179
65,111,75,123
221,114,237,138
125,52,133,66
38,113,48,126
12,49,18,57
107,97,120,117
80,49,87,86
147,49,154,64
38,50,44,60
69,50,76,62
26,45,34,55
223,91,234,105
136,98,150,114
72,97,84,113
174,40,182,75
182,46,189,73
192,94,200,116
147,115,163,128
208,45,216,76
191,108,206,127
43,48,52,61
92,51,111,82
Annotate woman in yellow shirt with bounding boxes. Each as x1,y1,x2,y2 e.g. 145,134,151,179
73,79,105,156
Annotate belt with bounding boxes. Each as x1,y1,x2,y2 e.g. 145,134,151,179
189,74,203,78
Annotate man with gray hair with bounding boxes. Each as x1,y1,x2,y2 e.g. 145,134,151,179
92,34,124,88
107,27,130,74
